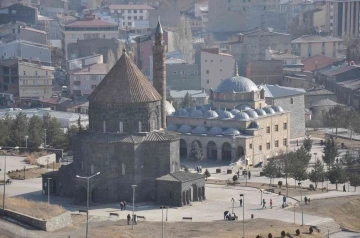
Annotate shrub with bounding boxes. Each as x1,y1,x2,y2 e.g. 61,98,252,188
309,184,315,191
295,229,300,235
268,233,273,238
233,175,238,182
309,227,313,234
281,230,286,237
278,181,283,188
23,151,48,165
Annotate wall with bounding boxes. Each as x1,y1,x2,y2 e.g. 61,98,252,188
246,60,283,85
281,76,312,90
20,28,47,45
305,94,337,108
167,64,201,90
36,153,56,166
3,209,72,231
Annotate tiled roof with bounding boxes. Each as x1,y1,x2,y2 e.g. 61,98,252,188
306,88,335,96
338,78,360,90
322,65,359,77
156,171,205,182
109,4,154,10
69,63,108,75
292,35,343,43
260,84,306,98
88,50,161,104
21,27,47,34
310,99,339,107
64,19,117,28
302,55,340,72
271,53,301,60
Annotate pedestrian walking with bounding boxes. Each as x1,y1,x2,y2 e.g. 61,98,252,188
308,197,311,204
127,214,131,225
239,198,243,207
343,184,346,192
262,199,266,209
248,171,251,180
282,195,286,208
270,199,273,209
133,214,137,225
120,201,124,211
304,196,308,205
123,201,126,210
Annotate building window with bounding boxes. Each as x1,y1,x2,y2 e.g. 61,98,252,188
283,138,287,146
91,165,94,174
140,16,143,20
220,69,222,71
119,121,123,133
266,126,270,133
134,16,137,20
275,140,279,147
23,71,26,75
173,71,177,75
35,71,38,76
46,71,48,76
138,121,142,132
91,85,96,89
103,121,106,133
134,10,137,13
140,10,143,13
194,71,198,75
81,161,84,170
266,142,270,150
122,163,125,175
128,16,131,20
259,145,262,151
275,125,279,131
283,123,287,130
206,70,209,74
290,98,294,104
249,143,252,149
206,79,209,84
205,60,207,62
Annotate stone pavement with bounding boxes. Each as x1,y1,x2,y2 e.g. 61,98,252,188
0,156,37,181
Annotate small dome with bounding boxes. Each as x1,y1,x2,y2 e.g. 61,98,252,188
167,124,178,131
208,127,223,135
165,101,176,115
254,108,267,116
230,109,241,115
215,108,224,116
178,124,192,133
200,104,212,112
235,112,250,120
263,106,275,114
248,121,260,129
236,104,252,111
223,128,241,136
204,110,219,119
245,109,259,118
219,111,234,119
192,125,208,134
190,110,204,118
174,108,189,117
272,105,284,112
215,75,258,93
185,107,196,113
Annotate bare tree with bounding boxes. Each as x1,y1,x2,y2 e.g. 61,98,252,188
174,16,194,63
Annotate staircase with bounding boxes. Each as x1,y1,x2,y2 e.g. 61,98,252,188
311,218,342,236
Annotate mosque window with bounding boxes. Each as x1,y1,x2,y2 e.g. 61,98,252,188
266,142,270,150
275,125,279,131
103,121,106,133
119,121,123,133
266,126,270,133
91,165,94,174
283,123,287,130
275,140,279,147
122,163,125,175
138,121,142,132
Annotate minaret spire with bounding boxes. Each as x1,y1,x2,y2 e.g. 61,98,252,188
235,61,239,76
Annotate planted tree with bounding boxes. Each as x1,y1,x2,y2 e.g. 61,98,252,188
188,141,203,167
180,92,195,108
302,133,313,152
64,125,79,151
28,115,43,148
327,164,348,190
204,169,211,180
263,159,278,185
322,138,339,169
308,159,326,189
349,173,360,191
323,105,346,137
9,112,28,146
342,151,358,166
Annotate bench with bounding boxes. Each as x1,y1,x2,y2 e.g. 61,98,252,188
79,209,88,214
109,212,119,218
137,215,146,221
182,217,192,221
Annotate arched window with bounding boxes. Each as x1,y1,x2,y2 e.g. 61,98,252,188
103,121,106,133
121,163,125,175
119,121,123,133
138,121,142,132
91,165,94,174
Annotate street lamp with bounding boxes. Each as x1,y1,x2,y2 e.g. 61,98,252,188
298,182,304,226
46,178,52,203
43,129,47,148
240,194,245,238
160,206,166,238
231,198,235,214
25,135,28,149
314,152,317,161
1,146,19,215
23,166,26,180
131,185,137,230
259,189,263,205
76,172,100,238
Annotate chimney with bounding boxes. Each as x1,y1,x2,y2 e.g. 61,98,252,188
153,17,166,129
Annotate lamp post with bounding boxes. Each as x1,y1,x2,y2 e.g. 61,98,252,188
160,206,166,238
314,152,317,162
131,185,137,230
240,194,245,238
285,145,289,196
46,177,52,203
25,135,28,149
298,182,304,226
23,166,26,180
46,157,49,169
1,146,19,215
43,129,47,148
259,189,263,205
76,172,100,238
231,198,235,213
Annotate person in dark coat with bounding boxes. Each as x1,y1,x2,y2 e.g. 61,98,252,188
123,201,126,210
248,171,251,179
120,201,124,211
343,184,346,192
239,198,243,207
133,214,137,224
127,214,131,225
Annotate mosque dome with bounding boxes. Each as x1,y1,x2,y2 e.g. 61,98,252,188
167,124,178,131
190,110,204,118
215,108,224,116
263,106,276,114
165,101,175,115
219,111,234,120
185,107,196,113
204,110,219,119
178,125,192,133
192,125,208,134
244,109,259,118
235,112,250,120
272,105,284,112
230,109,241,115
208,127,224,135
174,108,189,117
236,104,252,111
248,121,260,129
254,108,267,116
223,128,241,136
215,75,258,93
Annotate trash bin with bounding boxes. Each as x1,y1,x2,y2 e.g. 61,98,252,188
251,214,254,219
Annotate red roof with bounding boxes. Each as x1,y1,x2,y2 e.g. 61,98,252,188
64,19,117,28
302,54,340,72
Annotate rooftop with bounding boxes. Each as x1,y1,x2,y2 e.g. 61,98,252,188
21,27,47,34
306,88,335,96
109,4,154,10
338,78,360,90
169,90,207,98
64,19,118,28
322,65,360,77
271,52,301,60
69,63,108,75
302,54,340,72
310,99,339,107
156,172,205,182
292,35,343,43
261,84,306,98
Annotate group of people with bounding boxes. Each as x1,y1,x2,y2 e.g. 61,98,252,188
262,199,273,209
196,165,203,173
120,201,127,211
304,196,311,205
224,211,237,220
127,214,137,225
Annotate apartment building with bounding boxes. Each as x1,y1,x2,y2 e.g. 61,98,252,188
61,17,119,61
291,35,343,58
109,4,154,28
200,48,235,91
0,59,19,98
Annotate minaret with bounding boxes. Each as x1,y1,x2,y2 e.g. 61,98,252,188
153,18,167,129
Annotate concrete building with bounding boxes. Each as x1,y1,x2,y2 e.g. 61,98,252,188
200,48,235,91
36,15,59,40
166,62,201,90
168,72,291,165
305,87,337,108
61,17,119,61
291,35,343,58
261,84,306,139
301,54,341,72
109,4,154,28
0,3,38,25
246,60,283,85
19,27,48,45
0,59,19,99
265,49,303,70
168,89,208,106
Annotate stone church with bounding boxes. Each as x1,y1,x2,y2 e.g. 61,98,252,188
42,21,205,206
